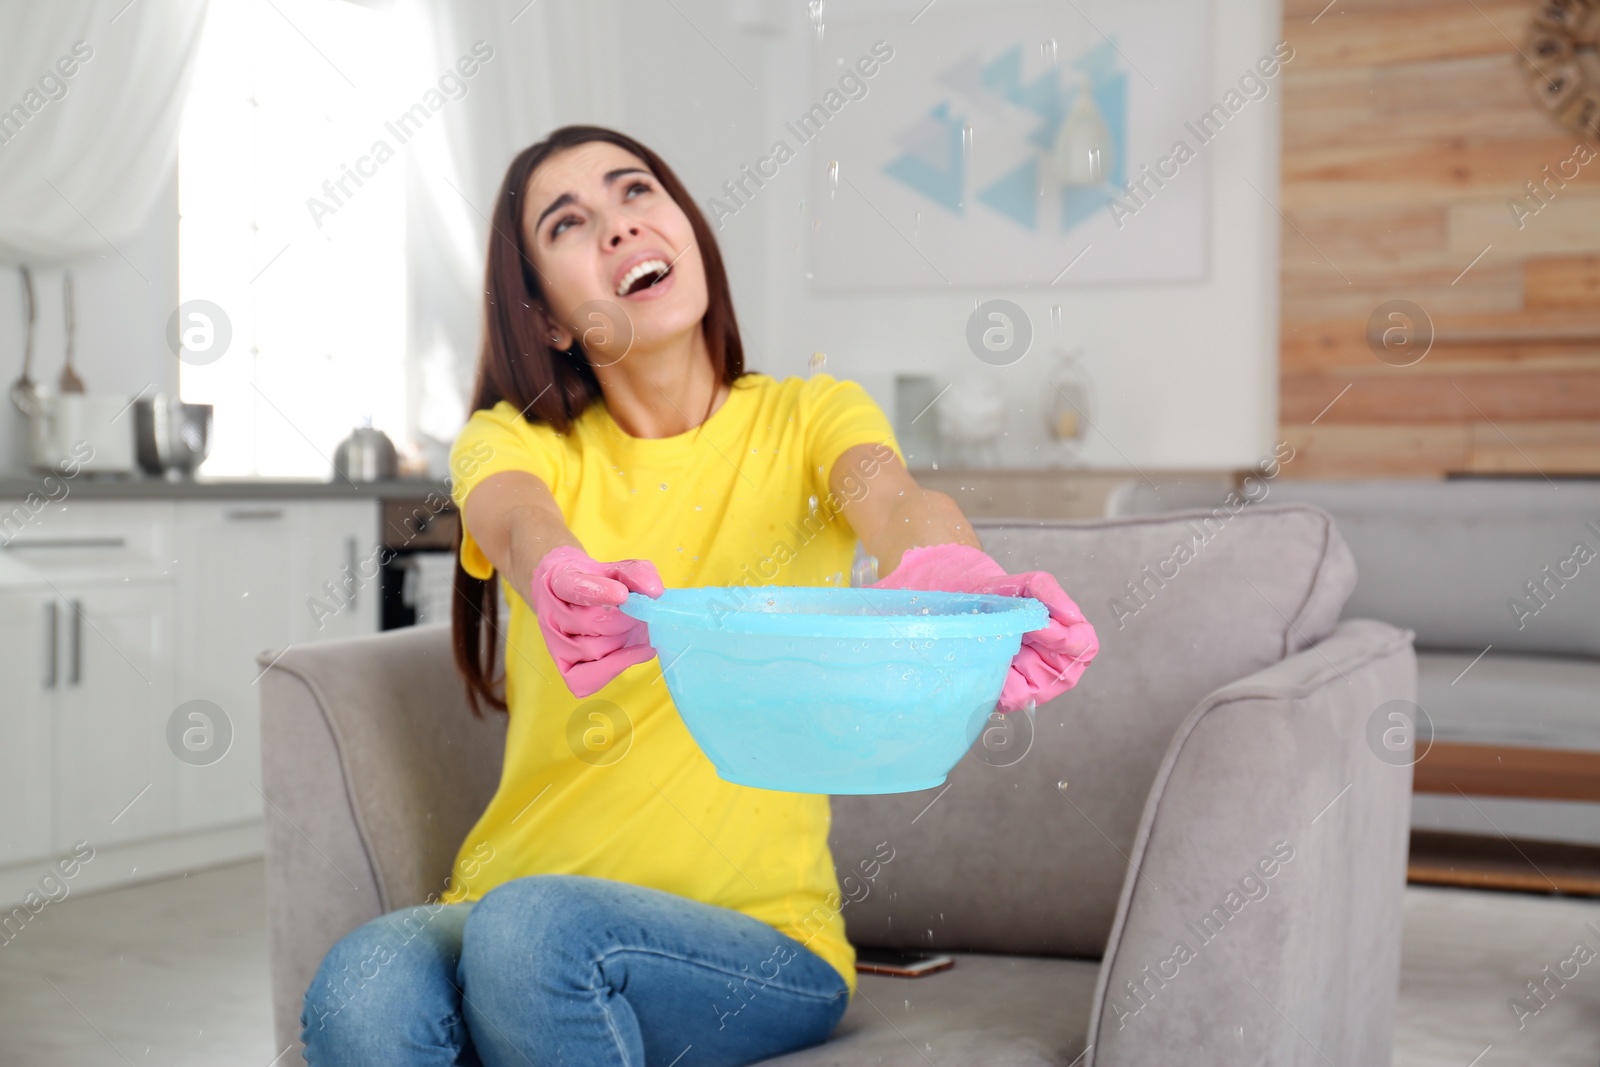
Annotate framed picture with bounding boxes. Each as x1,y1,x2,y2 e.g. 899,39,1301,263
805,0,1214,289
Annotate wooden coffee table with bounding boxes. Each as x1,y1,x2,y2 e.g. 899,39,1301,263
1410,740,1600,896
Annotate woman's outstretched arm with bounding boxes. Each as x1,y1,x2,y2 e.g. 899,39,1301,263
834,444,1100,708
831,443,982,576
460,470,582,608
463,469,662,697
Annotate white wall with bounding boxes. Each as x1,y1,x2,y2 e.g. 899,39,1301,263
0,0,1281,477
0,168,178,475
625,0,1282,471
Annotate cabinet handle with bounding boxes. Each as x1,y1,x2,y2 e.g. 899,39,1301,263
2,537,126,551
43,601,57,690
68,599,82,686
346,537,358,609
226,508,285,521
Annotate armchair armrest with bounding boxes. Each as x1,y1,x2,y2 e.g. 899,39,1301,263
257,624,505,1063
1087,619,1416,1067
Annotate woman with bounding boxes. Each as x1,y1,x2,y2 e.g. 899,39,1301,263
301,125,1098,1067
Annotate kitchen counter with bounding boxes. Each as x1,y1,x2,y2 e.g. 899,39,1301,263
0,475,451,501
0,468,1246,518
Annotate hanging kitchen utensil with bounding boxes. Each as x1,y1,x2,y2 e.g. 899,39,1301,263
9,265,39,415
58,270,84,394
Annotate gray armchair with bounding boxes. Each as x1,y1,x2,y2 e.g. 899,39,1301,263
260,505,1416,1066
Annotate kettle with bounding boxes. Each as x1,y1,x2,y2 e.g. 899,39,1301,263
333,420,398,482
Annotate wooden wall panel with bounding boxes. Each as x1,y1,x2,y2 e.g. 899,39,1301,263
1526,255,1600,305
1287,1,1529,69
1279,0,1600,476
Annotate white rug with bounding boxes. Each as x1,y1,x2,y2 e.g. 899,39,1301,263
1397,885,1600,1067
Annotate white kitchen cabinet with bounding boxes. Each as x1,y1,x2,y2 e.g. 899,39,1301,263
172,503,300,830
0,509,178,855
0,587,55,868
49,583,177,851
292,500,382,642
171,499,379,832
0,493,383,899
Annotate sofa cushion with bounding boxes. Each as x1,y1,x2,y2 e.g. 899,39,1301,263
760,954,1096,1067
1267,479,1600,658
1418,650,1600,751
830,505,1356,960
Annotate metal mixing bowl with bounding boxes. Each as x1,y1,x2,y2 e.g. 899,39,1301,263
134,396,213,479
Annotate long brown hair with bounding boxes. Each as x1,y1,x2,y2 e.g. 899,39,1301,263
452,125,747,716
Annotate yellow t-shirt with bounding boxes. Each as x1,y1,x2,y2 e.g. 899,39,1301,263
441,371,903,994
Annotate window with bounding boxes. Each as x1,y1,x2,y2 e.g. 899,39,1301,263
178,0,412,477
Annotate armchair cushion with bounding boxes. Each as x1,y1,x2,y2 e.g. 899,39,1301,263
829,505,1357,959
762,954,1099,1067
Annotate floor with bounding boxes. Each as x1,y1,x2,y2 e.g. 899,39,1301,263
0,860,1596,1066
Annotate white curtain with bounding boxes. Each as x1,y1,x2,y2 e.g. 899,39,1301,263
395,0,622,455
0,0,210,265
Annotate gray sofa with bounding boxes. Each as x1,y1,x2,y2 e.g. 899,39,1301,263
259,506,1417,1066
1111,477,1600,844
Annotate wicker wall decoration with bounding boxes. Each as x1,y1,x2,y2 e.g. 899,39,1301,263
1527,0,1600,133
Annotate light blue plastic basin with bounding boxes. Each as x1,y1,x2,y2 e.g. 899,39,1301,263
621,586,1048,794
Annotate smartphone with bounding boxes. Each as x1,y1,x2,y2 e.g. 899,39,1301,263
854,947,955,978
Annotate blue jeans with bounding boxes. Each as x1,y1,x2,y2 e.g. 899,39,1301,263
300,874,850,1067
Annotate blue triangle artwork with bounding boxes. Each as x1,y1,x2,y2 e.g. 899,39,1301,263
883,39,1127,234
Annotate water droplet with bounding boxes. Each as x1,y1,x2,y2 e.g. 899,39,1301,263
962,125,974,156
1057,779,1069,794
809,351,826,376
808,494,819,511
808,0,826,42
913,210,921,241
1051,305,1063,344
1042,38,1058,66
827,160,839,197
659,482,668,491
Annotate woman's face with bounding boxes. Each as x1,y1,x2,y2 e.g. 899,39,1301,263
522,141,708,364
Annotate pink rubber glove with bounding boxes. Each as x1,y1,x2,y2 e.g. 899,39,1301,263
529,545,665,698
873,543,1098,713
